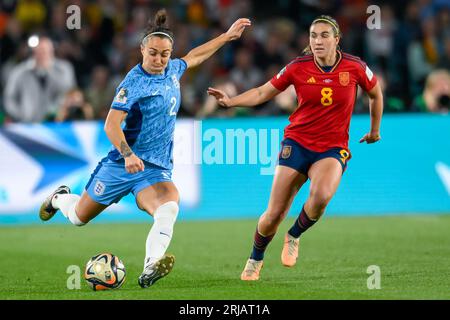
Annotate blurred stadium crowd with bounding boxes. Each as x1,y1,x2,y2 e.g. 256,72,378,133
0,0,449,124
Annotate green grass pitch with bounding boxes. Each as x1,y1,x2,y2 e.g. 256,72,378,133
1,215,450,300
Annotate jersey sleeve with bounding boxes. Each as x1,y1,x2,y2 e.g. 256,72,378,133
110,77,139,112
171,58,188,79
356,61,378,92
270,64,292,91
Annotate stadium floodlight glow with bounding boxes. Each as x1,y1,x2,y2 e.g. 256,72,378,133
27,35,39,48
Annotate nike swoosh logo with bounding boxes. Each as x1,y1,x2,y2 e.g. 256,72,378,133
159,232,171,237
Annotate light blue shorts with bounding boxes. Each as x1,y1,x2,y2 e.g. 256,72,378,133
85,157,172,206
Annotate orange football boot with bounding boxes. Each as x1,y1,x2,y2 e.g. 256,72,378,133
281,233,299,267
240,258,264,281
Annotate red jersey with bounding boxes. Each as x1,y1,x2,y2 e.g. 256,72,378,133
270,51,377,152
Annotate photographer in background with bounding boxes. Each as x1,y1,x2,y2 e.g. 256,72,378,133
412,69,450,114
3,36,76,123
55,88,94,122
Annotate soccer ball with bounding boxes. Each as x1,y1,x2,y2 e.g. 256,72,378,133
84,253,126,291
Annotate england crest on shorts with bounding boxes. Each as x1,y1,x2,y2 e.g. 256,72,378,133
94,180,105,196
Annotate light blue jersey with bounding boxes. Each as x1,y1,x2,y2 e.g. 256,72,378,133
108,58,187,170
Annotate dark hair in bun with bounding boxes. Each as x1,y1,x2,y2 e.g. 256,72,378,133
142,9,174,45
154,9,168,27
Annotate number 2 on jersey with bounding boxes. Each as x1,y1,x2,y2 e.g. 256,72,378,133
169,97,177,116
320,87,333,106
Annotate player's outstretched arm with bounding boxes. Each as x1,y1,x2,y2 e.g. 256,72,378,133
181,18,251,69
207,81,281,108
104,109,144,173
360,82,384,144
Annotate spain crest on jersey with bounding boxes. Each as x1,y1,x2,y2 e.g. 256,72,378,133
339,72,350,86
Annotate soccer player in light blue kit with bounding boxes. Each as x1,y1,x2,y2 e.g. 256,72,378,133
39,9,251,288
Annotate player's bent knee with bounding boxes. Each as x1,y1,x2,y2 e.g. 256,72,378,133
68,209,87,226
262,209,286,227
310,190,334,209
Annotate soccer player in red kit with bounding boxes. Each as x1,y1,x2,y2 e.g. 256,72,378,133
207,15,383,280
